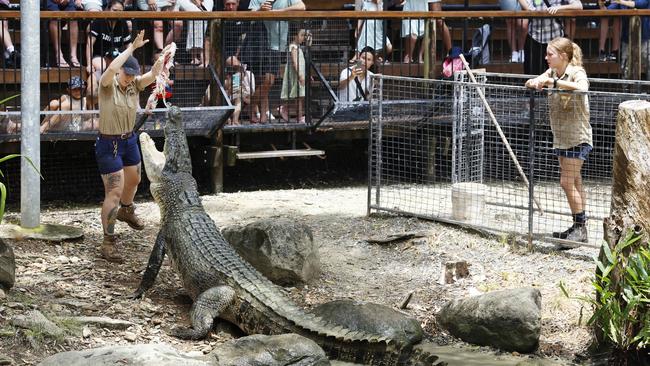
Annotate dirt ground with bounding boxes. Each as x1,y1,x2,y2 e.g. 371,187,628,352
0,186,598,365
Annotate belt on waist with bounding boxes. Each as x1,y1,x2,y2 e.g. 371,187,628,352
98,132,134,140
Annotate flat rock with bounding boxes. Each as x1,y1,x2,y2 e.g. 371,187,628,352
211,333,330,366
311,300,423,346
38,343,209,366
0,223,83,241
11,310,65,339
210,333,330,366
438,287,541,353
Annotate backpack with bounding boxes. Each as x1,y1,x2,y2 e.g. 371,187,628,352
442,46,465,79
467,24,491,68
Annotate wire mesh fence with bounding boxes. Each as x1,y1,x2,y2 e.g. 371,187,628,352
369,73,650,247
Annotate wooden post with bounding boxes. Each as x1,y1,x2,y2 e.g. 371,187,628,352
209,19,224,193
629,16,642,80
598,100,650,345
423,19,437,80
604,100,650,240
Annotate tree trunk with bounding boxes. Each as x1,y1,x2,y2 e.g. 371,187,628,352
604,99,650,244
598,100,650,346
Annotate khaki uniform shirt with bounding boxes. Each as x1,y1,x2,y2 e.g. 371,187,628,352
98,75,147,135
544,65,592,149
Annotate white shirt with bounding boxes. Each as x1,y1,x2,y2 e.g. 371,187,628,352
338,67,375,102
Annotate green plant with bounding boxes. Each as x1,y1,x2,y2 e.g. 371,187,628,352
0,154,40,224
0,93,32,224
0,94,20,106
560,230,650,351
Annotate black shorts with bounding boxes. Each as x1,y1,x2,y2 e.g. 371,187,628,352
246,49,282,77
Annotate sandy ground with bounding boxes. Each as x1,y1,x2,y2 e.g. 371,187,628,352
0,186,598,365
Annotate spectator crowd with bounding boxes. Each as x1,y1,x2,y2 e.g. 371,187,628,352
0,0,649,131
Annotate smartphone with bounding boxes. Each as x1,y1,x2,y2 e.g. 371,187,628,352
355,60,363,69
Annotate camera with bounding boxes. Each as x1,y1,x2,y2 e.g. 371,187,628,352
105,48,120,59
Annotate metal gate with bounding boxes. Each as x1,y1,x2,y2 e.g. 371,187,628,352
368,74,650,247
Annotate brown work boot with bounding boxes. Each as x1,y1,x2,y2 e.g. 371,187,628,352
116,204,145,230
100,234,124,264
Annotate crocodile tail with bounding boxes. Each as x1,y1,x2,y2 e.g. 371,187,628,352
397,346,447,366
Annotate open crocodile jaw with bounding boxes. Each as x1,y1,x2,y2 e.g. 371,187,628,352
139,132,165,185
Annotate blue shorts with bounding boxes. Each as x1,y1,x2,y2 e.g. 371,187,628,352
45,0,77,11
554,143,593,161
95,133,141,175
607,3,624,9
499,0,521,11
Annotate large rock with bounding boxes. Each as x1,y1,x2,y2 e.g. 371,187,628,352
311,300,423,346
0,238,15,290
38,343,209,366
211,333,330,366
222,218,320,285
438,287,541,353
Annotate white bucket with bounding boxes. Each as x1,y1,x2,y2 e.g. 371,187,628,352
451,182,486,222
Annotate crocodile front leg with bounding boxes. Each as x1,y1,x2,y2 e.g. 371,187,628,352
170,285,236,340
130,230,167,299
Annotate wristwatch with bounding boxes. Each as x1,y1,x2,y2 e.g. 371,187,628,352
553,77,559,88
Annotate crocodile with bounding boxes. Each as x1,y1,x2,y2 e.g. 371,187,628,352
134,106,443,366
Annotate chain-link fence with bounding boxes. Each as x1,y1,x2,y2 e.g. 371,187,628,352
368,73,650,247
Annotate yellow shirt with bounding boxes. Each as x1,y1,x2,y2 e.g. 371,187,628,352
98,75,147,135
544,65,593,149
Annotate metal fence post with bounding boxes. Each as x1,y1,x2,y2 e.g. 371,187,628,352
527,88,536,250
368,76,384,216
20,0,41,228
305,27,312,126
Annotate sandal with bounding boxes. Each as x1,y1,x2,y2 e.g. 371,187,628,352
57,59,70,68
277,105,289,121
69,59,81,68
250,112,260,124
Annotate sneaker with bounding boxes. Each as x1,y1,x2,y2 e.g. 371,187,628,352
607,52,618,62
4,50,20,69
598,50,608,62
510,51,520,63
117,204,145,230
100,234,124,263
518,50,525,63
565,225,588,243
552,225,575,239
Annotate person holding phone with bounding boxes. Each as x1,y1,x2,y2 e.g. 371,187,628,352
338,46,376,102
248,0,306,123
